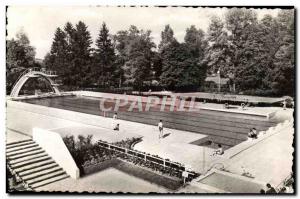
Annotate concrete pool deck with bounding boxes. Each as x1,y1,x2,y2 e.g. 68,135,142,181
224,120,294,186
51,125,142,144
35,167,171,193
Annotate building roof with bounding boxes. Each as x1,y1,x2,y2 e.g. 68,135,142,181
205,76,229,85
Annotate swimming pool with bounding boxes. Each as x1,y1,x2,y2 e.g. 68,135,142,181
21,95,278,148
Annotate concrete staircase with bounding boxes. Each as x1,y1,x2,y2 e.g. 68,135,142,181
6,139,69,190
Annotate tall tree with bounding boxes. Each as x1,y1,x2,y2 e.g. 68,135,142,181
63,22,76,85
115,26,155,90
158,25,176,52
159,40,185,89
204,16,231,75
225,8,259,93
45,27,69,85
184,25,208,87
124,27,155,89
270,10,295,96
71,21,93,87
94,23,116,86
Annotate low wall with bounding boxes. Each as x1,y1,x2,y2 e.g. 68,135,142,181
32,127,80,179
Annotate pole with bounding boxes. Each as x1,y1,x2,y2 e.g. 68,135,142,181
218,70,221,93
203,146,205,173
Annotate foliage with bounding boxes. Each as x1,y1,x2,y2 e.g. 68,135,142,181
7,9,295,97
6,30,37,94
115,26,156,90
94,23,117,87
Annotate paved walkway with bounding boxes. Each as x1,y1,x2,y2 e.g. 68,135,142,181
35,167,169,193
6,129,31,144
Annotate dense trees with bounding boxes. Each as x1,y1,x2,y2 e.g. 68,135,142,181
159,25,207,90
115,26,156,89
7,8,295,96
6,30,38,93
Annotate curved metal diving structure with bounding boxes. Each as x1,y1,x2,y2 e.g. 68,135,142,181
10,67,61,98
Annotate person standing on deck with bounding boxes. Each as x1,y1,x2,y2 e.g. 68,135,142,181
158,120,163,139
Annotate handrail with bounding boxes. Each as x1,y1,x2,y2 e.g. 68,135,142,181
97,140,192,173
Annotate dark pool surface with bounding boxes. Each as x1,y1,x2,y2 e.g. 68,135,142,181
22,96,278,148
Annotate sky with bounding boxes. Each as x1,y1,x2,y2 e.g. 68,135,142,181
7,6,280,59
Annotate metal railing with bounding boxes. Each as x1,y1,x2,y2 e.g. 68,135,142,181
97,140,199,177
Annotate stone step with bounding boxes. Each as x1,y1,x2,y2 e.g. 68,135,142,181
14,159,55,173
7,150,45,161
6,141,35,149
9,153,48,165
30,174,69,189
10,156,51,169
6,143,39,153
22,167,63,181
18,163,59,177
6,139,33,146
6,146,42,157
27,170,67,185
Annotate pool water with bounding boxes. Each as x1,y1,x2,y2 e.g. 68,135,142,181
199,172,264,193
22,95,277,148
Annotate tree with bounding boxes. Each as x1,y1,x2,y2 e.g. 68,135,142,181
6,30,36,94
184,25,208,88
125,28,155,89
204,16,231,75
45,27,69,85
270,10,295,96
70,21,93,87
63,22,76,85
158,25,176,52
225,8,259,93
15,30,36,67
115,26,155,90
94,23,116,86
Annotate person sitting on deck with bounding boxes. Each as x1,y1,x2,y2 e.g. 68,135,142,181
248,128,258,139
113,113,119,131
224,103,229,109
211,144,224,156
260,189,266,194
266,183,277,193
114,123,120,131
